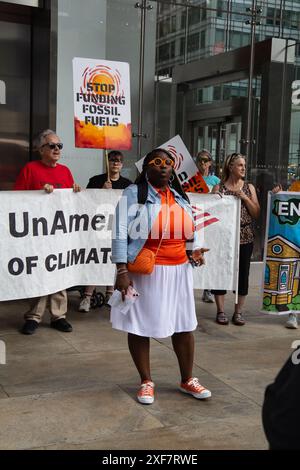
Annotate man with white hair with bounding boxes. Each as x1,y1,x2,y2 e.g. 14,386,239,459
14,129,80,335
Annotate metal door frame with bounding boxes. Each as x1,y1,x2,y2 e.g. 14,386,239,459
190,117,242,175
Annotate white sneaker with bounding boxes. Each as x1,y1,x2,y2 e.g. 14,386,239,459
79,296,91,312
202,290,214,303
285,313,298,329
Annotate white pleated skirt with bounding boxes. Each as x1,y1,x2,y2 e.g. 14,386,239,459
110,263,197,338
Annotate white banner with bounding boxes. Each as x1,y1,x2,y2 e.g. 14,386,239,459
0,189,121,301
190,193,240,291
136,135,209,193
0,190,240,301
73,57,132,149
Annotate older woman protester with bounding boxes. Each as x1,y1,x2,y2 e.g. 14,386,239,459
111,148,211,405
211,153,260,326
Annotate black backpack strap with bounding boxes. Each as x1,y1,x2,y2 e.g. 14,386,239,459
137,181,148,205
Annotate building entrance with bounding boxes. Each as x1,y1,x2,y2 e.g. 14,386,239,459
0,1,52,190
0,19,31,189
191,119,241,176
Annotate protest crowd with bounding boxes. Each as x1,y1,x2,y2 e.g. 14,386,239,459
2,127,299,449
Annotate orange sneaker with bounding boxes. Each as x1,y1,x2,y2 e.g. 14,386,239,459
137,380,155,405
180,377,211,399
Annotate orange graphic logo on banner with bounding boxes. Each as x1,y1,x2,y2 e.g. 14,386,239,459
192,205,219,230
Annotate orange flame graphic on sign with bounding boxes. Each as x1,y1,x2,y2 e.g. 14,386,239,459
81,65,122,96
75,119,132,150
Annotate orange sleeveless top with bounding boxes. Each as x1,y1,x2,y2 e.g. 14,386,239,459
141,187,194,265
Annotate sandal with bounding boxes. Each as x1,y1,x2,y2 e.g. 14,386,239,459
216,311,229,325
232,313,245,326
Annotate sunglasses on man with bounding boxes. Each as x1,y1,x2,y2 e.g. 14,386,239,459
109,158,123,163
42,143,64,150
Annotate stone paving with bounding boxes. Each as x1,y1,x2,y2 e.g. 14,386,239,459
0,268,298,450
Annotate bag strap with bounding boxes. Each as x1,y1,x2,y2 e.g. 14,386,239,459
137,181,148,205
154,190,170,258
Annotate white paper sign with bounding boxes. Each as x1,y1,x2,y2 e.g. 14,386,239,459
73,57,132,149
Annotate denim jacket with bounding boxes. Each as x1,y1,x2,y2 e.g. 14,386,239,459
111,183,201,264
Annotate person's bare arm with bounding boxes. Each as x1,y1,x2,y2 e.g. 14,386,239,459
115,263,132,301
234,183,260,219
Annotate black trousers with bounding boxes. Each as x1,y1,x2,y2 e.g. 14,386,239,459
211,242,253,297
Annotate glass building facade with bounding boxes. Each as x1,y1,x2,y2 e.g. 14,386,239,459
1,0,300,259
154,0,300,258
155,0,300,180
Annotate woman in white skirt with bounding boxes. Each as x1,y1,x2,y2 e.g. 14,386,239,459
111,148,211,405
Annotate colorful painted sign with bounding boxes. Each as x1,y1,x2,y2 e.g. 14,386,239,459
262,191,300,314
73,57,132,150
136,135,209,193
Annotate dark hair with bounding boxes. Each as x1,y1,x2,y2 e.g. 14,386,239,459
135,148,190,204
108,150,124,161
